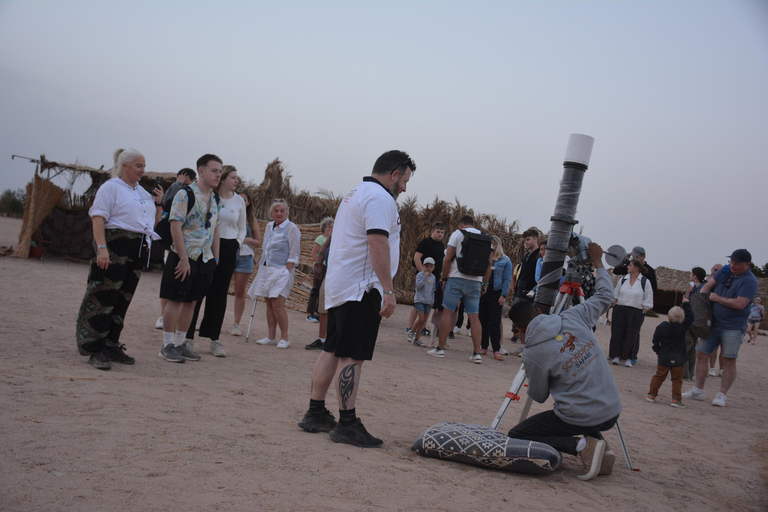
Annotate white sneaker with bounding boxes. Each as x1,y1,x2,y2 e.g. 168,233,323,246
467,328,472,337
498,345,509,355
682,387,706,401
611,357,620,365
712,392,727,407
469,353,482,364
256,337,277,345
453,326,461,334
427,348,445,358
210,340,226,357
155,316,163,329
708,368,718,377
624,360,632,367
276,339,290,349
231,323,242,336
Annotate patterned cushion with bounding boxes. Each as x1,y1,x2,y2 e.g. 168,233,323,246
412,422,561,474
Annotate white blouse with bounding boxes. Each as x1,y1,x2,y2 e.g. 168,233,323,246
89,178,159,241
614,275,654,310
217,193,247,246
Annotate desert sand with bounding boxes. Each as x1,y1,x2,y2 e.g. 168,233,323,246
0,216,766,512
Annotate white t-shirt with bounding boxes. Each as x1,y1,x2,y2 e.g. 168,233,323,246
217,193,246,245
325,177,400,309
446,227,483,282
89,177,159,240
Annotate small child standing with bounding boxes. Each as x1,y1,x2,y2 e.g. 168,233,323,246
409,258,436,348
647,300,694,408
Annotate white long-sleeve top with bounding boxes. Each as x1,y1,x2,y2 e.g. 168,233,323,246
217,193,246,246
614,274,654,310
259,219,301,267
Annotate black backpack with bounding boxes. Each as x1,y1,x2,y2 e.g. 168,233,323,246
456,229,492,276
620,275,648,291
154,186,218,244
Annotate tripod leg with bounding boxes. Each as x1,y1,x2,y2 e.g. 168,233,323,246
491,364,527,429
614,420,634,470
518,395,534,423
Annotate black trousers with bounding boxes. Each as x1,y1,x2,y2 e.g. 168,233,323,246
76,230,145,355
186,238,239,342
508,410,619,456
306,263,326,315
478,288,503,352
609,305,644,360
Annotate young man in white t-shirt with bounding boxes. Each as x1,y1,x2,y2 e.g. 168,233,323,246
428,215,491,363
298,150,415,448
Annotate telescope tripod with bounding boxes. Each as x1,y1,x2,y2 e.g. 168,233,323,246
490,279,635,470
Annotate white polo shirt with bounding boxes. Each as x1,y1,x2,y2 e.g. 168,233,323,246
324,177,400,309
446,227,483,282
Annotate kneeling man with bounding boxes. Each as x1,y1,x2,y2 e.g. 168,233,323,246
507,242,622,481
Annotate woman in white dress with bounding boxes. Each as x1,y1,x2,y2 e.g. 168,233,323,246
250,199,301,349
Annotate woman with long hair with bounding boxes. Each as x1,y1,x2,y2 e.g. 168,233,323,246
478,235,512,360
250,199,301,349
608,259,654,367
76,148,162,370
185,164,246,358
231,191,261,335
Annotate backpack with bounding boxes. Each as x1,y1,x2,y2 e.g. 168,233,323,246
456,229,492,276
154,186,218,244
689,292,712,340
620,275,648,291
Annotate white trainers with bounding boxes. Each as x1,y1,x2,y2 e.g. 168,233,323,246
708,368,718,377
210,340,226,357
712,392,727,407
611,357,620,365
427,348,445,358
155,316,164,330
498,345,509,356
467,328,472,337
682,387,706,401
276,339,290,349
624,360,632,368
406,331,415,343
231,323,242,336
469,353,482,364
256,337,277,345
452,326,461,334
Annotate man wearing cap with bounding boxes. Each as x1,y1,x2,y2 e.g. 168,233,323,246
683,249,758,407
612,246,657,363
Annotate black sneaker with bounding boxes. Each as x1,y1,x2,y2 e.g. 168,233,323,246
298,408,337,433
305,339,325,350
89,351,112,370
178,341,202,361
158,345,185,363
448,331,455,340
421,328,431,337
329,418,383,448
105,344,135,365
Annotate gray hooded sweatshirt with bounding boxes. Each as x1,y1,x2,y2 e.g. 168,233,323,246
522,268,623,426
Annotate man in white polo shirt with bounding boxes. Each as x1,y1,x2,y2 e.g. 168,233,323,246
428,215,491,363
298,150,415,448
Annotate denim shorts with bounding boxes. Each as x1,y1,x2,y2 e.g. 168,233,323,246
443,277,482,314
696,327,744,359
234,254,254,274
414,302,432,314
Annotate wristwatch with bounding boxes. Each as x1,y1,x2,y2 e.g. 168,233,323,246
382,290,395,295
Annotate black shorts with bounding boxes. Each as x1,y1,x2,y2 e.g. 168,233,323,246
323,289,382,361
159,251,216,303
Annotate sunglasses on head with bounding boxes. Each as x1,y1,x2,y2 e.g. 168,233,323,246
391,157,415,173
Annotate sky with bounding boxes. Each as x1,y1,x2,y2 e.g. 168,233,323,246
1,0,767,272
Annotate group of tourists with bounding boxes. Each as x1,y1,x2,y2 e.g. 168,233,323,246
74,147,761,482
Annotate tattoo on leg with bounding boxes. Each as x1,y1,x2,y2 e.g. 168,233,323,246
338,363,357,410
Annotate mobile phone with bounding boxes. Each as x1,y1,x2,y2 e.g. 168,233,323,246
154,176,163,189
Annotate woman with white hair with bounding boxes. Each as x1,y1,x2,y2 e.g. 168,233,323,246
478,235,512,360
76,148,162,370
250,199,301,348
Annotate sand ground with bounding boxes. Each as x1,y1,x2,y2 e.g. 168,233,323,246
0,216,766,512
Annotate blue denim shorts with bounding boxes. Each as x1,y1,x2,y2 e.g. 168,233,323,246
443,278,482,314
414,302,432,314
696,327,744,359
234,254,254,274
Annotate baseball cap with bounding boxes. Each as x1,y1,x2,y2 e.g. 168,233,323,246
631,246,646,257
727,249,752,263
423,257,436,265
